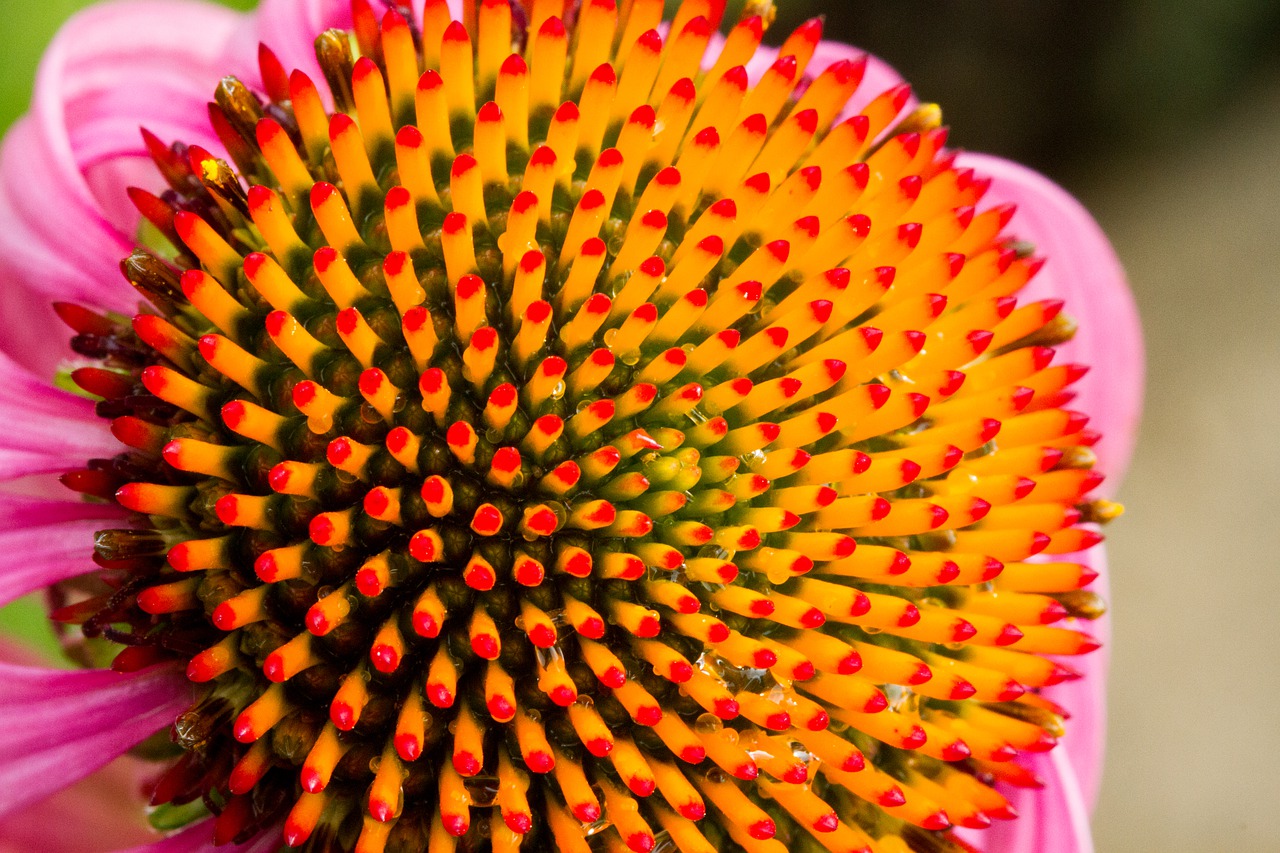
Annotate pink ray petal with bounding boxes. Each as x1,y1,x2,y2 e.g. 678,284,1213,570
0,755,158,852
0,352,118,477
0,494,125,528
0,663,189,819
0,517,128,608
957,748,1096,853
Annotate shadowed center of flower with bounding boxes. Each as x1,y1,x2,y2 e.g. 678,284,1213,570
53,1,1112,851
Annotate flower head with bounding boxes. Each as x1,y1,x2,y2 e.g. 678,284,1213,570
0,1,1142,852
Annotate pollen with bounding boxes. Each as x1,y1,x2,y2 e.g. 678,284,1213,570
57,1,1112,851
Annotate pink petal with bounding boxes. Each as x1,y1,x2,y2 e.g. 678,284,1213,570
0,494,124,528
0,352,117,477
0,640,156,852
0,755,159,852
0,516,125,608
956,153,1145,484
0,0,240,376
0,663,189,819
957,748,1096,853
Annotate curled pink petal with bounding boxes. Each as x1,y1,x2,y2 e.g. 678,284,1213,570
957,152,1145,483
0,0,240,374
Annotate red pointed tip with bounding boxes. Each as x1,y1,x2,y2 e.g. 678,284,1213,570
909,663,932,685
713,698,739,720
300,767,324,794
427,684,454,709
525,750,554,773
748,819,776,840
680,746,706,764
211,602,237,632
1029,531,1052,555
453,752,481,777
330,701,356,730
368,797,394,824
232,714,256,744
585,737,613,758
282,821,310,848
679,802,706,821
1078,634,1103,654
371,644,400,673
504,812,533,834
471,635,500,660
901,725,927,750
394,733,422,762
970,497,992,521
572,803,601,823
626,833,655,853
798,607,829,627
878,787,906,807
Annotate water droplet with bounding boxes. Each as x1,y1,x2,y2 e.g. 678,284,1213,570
694,713,722,735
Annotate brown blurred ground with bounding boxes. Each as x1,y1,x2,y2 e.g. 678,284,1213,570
1083,73,1280,853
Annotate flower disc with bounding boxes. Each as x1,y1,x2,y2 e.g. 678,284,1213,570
56,1,1112,851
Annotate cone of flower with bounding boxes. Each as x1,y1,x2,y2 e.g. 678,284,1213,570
0,1,1143,852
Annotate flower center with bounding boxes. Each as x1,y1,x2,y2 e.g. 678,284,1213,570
54,2,1111,851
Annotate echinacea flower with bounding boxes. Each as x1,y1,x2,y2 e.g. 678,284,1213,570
0,0,1143,851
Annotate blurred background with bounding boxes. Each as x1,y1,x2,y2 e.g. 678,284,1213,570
1,1,1277,850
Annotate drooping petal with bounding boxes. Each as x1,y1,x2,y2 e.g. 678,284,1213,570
0,663,189,819
0,755,158,852
957,152,1145,483
0,0,241,376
